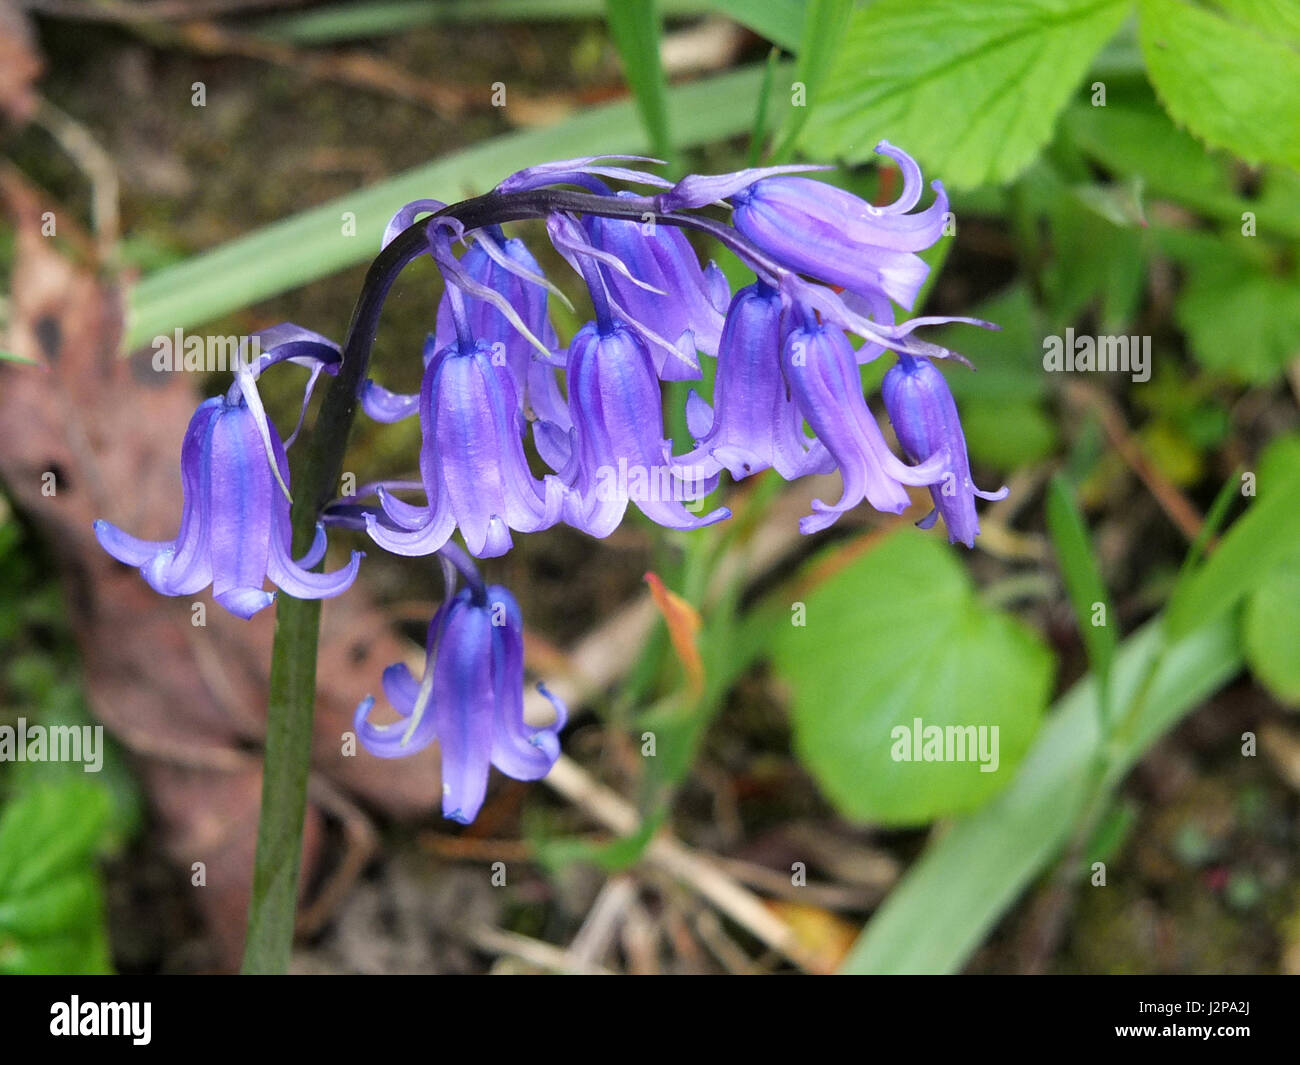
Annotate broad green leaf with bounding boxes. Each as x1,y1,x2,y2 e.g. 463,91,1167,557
1165,444,1300,638
841,614,1242,973
604,0,673,163
1175,256,1300,384
771,531,1053,825
127,64,791,349
1213,0,1300,47
1046,476,1117,720
801,0,1132,189
1241,434,1300,705
0,781,113,975
1138,0,1300,170
1243,565,1300,706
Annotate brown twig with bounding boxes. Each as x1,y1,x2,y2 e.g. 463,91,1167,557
1065,382,1205,542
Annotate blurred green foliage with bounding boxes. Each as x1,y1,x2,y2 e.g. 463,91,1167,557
0,510,140,974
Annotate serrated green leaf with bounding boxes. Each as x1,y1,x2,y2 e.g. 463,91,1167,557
801,0,1131,189
1138,0,1300,170
771,532,1053,825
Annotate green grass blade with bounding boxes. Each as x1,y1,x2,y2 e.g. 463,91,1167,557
1045,474,1116,724
746,46,782,166
604,0,673,164
1165,459,1300,638
255,1,804,47
0,351,39,365
126,63,790,350
255,0,713,44
770,0,854,160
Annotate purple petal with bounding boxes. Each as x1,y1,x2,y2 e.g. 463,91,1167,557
432,596,496,823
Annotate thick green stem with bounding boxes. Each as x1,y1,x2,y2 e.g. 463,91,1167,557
241,596,322,973
239,223,432,973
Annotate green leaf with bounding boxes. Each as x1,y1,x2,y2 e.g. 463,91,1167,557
1138,0,1300,170
1241,433,1300,705
770,0,855,160
1041,173,1147,332
1165,445,1300,638
801,0,1132,189
0,350,38,365
604,0,673,164
0,781,113,975
957,402,1057,469
1046,476,1117,720
0,781,110,894
771,532,1054,825
127,63,792,349
1061,93,1239,215
841,614,1242,973
1175,255,1300,385
1243,564,1300,705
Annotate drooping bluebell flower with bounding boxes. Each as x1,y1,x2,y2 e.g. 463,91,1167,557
362,324,564,559
353,582,566,825
539,318,730,537
782,311,948,535
676,280,831,481
881,353,1008,547
695,142,947,312
584,191,730,378
94,329,362,618
431,226,570,425
531,212,729,536
364,218,570,428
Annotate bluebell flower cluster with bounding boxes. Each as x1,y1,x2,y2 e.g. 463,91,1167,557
96,145,1004,822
